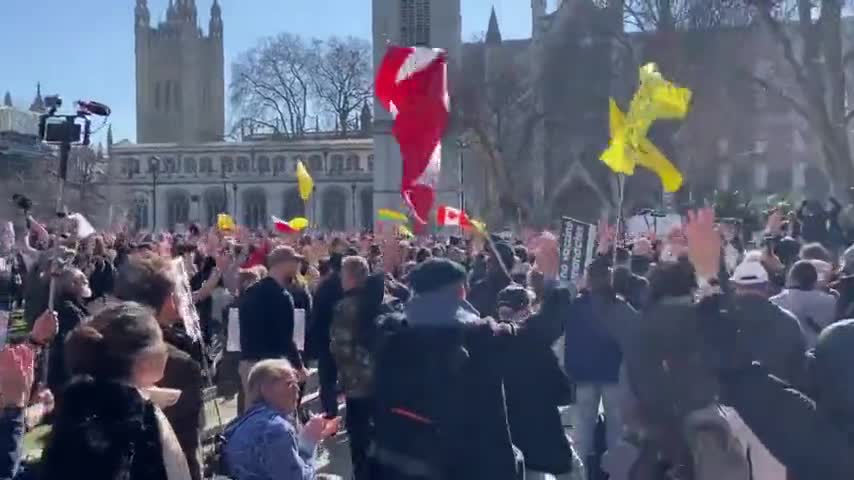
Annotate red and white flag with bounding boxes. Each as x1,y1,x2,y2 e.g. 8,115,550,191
436,205,472,228
375,45,449,224
272,216,299,234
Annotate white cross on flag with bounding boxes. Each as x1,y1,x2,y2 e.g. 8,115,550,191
437,205,472,228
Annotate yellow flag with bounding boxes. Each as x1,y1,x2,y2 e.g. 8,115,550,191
288,217,310,231
296,161,314,201
398,225,414,238
636,137,684,193
217,213,235,231
601,99,635,176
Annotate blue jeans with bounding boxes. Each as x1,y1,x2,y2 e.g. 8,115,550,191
569,383,623,459
0,408,24,480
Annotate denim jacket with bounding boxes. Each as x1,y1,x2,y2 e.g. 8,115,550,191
0,407,24,480
223,403,316,480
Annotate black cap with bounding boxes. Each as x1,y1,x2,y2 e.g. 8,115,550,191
497,284,530,311
409,258,467,294
491,241,516,270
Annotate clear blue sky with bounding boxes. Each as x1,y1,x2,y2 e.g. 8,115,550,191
0,0,532,144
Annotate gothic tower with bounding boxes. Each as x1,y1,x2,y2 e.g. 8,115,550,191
135,0,224,144
371,0,462,215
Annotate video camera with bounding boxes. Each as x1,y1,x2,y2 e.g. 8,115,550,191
37,95,111,146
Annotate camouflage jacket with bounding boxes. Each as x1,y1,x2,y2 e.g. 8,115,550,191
329,291,375,398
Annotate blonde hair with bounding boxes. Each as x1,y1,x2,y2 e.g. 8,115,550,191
246,359,294,407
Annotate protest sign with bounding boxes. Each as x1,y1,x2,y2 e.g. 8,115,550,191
558,216,597,287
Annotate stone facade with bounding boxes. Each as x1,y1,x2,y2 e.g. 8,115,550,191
108,134,374,232
134,0,225,144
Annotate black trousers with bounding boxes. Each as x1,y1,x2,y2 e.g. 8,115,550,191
318,350,339,417
346,396,375,480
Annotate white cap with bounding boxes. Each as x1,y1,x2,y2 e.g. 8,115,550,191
730,261,769,285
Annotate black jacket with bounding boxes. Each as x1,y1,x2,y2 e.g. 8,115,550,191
468,273,511,319
372,293,522,480
502,286,575,474
158,341,204,480
306,273,342,359
238,277,303,368
41,377,169,480
49,296,89,396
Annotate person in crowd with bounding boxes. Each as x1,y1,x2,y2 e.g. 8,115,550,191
86,236,116,303
0,309,58,479
114,254,204,480
771,260,837,347
41,302,191,480
564,257,629,476
223,359,338,480
238,246,307,414
468,240,515,318
330,256,377,480
306,252,343,419
496,284,581,480
221,266,265,413
708,312,854,479
510,246,531,284
720,260,808,387
799,241,832,263
371,258,523,480
797,199,836,247
47,267,91,400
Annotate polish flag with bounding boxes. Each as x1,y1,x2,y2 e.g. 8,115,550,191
272,216,300,234
436,205,472,228
376,45,449,224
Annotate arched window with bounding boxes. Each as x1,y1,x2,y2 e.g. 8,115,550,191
203,187,227,227
345,154,359,172
322,188,348,231
330,154,344,174
166,189,190,230
360,188,373,230
183,157,197,175
237,156,251,173
175,82,182,110
309,154,323,173
273,156,288,175
164,81,172,111
258,156,271,174
243,188,268,229
221,156,234,173
133,196,150,231
283,188,305,220
200,157,214,174
367,154,374,172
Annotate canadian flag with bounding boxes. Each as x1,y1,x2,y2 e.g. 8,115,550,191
375,45,449,224
436,205,472,228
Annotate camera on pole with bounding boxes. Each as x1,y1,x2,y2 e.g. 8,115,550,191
36,95,111,214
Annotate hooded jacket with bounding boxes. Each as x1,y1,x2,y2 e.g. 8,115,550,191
372,290,520,480
770,288,837,347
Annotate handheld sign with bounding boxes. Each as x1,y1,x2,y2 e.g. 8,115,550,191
558,216,597,288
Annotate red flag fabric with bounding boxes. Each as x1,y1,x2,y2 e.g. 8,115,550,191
376,45,449,224
272,216,300,234
436,205,472,228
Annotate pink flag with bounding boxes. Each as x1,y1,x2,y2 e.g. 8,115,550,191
376,46,449,224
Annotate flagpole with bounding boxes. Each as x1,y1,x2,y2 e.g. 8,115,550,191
612,173,626,271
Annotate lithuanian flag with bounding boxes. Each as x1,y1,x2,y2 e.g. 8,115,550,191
377,208,408,224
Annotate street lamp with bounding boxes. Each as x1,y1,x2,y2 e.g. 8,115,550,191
232,182,238,221
150,156,161,230
351,183,357,230
456,139,470,213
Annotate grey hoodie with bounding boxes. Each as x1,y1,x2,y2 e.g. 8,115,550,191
770,289,836,347
404,290,481,327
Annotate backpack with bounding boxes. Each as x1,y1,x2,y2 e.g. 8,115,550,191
369,314,472,479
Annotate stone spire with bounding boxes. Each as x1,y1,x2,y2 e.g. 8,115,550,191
106,124,114,148
135,0,150,27
360,102,373,134
3,91,11,107
486,6,502,44
210,0,223,37
29,83,45,113
166,0,177,22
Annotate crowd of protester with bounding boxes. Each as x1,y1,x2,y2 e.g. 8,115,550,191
2,197,854,479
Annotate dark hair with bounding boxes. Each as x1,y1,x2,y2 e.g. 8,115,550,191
800,242,831,263
318,257,331,276
513,246,528,264
648,256,696,302
788,260,818,290
415,247,432,263
114,253,176,312
65,302,163,381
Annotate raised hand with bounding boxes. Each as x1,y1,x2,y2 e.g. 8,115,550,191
684,208,721,279
531,232,559,280
31,309,59,345
0,344,35,408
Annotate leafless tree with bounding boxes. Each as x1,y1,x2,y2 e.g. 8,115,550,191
310,37,373,135
621,0,752,31
230,33,315,137
748,0,854,197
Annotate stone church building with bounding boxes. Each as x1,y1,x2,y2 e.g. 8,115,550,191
108,0,839,231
